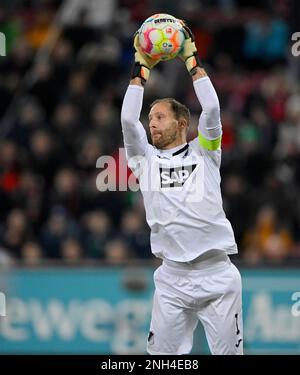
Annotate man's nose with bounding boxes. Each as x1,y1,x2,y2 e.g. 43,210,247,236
150,122,157,130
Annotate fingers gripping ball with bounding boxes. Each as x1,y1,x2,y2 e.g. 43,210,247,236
138,14,185,61
178,20,202,75
131,33,160,83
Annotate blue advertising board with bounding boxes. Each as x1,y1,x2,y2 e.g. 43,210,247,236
0,267,154,354
242,269,300,354
0,267,299,354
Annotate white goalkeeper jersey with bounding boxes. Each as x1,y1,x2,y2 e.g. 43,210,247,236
121,77,237,262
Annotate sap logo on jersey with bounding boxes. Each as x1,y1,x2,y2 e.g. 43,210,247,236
160,164,196,188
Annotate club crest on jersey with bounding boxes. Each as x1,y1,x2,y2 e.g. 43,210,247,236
159,164,197,188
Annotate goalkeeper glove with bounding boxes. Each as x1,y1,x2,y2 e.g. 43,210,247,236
131,32,160,84
178,21,201,76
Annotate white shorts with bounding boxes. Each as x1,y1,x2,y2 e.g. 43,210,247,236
147,253,243,355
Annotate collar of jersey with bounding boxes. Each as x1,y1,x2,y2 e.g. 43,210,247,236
156,143,189,159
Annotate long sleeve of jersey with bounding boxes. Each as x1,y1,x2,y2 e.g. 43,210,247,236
121,85,148,158
193,76,222,151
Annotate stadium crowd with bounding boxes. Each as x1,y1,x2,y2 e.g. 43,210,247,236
0,0,299,266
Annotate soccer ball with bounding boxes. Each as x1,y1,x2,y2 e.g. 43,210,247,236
138,14,185,61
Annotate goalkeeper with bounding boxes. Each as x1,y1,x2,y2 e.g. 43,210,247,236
120,23,243,355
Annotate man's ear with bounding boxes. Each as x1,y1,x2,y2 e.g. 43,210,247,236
178,118,188,130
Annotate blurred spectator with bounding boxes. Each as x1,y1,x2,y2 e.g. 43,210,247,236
82,210,111,258
275,92,300,158
0,140,21,193
21,241,43,266
51,102,80,159
0,209,32,258
8,97,45,147
92,100,121,153
41,205,79,258
51,39,74,86
29,62,60,116
219,110,236,153
222,174,253,247
104,237,131,265
60,237,83,264
12,170,45,227
0,38,33,75
28,129,59,184
63,70,96,117
85,170,128,227
120,209,150,258
243,205,295,264
25,10,54,50
76,134,103,172
51,168,83,217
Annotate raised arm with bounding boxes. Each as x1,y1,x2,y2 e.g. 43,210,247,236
121,34,160,159
121,78,148,158
193,68,222,151
178,22,222,151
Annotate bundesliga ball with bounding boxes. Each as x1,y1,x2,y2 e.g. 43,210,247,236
138,14,185,61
